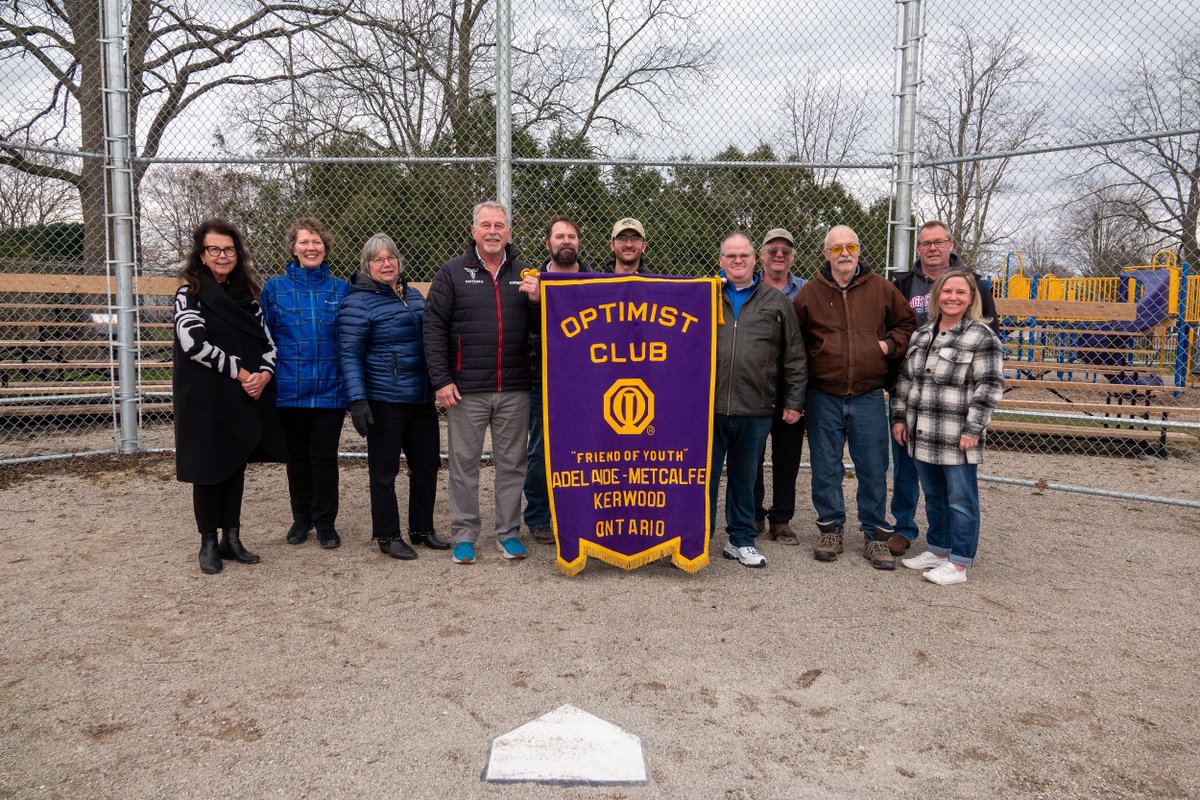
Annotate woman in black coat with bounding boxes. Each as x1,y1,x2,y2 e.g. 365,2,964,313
173,218,286,574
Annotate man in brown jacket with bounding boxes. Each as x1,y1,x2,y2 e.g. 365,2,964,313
793,225,916,569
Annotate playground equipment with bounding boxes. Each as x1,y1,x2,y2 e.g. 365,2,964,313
990,250,1199,452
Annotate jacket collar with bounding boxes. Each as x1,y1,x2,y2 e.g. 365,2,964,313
817,259,868,289
284,259,332,283
197,270,268,341
465,239,519,274
350,270,409,295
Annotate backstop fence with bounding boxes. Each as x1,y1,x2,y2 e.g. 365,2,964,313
2,0,1199,505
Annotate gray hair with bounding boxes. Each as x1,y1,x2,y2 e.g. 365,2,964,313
359,233,403,275
472,200,511,227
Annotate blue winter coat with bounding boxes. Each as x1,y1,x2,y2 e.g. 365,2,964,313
260,260,349,408
337,272,434,405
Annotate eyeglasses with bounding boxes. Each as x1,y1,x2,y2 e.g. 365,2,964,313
826,243,860,256
614,234,644,244
721,252,753,261
766,246,793,256
204,245,237,258
917,238,951,249
369,255,399,266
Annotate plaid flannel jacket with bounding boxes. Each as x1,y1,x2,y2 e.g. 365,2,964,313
891,318,1003,465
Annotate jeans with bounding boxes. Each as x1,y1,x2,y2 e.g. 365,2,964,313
753,411,806,524
913,460,980,566
710,414,773,548
522,377,550,529
806,387,889,537
277,406,345,531
889,398,921,543
192,464,246,532
366,401,440,540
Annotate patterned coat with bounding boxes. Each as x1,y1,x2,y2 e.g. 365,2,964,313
891,317,1003,465
173,272,286,484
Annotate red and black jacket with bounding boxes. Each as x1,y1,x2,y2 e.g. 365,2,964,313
422,240,535,395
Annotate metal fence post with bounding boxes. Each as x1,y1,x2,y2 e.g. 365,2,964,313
890,0,923,275
100,0,140,453
495,0,513,210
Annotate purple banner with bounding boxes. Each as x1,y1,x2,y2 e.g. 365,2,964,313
540,274,717,574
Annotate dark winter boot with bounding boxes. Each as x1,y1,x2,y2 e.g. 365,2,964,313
218,527,260,564
199,532,223,574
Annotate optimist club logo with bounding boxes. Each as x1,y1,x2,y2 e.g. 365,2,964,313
603,378,655,434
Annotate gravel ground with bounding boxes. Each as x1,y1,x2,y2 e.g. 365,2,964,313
1,448,1197,800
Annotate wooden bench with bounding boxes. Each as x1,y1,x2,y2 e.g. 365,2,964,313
987,419,1197,445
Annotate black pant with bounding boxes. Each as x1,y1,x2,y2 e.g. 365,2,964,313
278,406,345,531
193,464,246,532
366,401,440,540
754,413,806,524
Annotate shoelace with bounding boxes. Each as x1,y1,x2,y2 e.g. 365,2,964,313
818,531,841,547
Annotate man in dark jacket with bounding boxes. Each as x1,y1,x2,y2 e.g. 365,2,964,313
887,221,999,558
523,214,584,544
712,232,807,568
423,201,539,565
793,225,915,570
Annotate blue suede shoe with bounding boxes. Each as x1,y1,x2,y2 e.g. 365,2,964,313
496,537,526,560
452,541,475,564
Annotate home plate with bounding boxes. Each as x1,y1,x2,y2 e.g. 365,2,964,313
484,704,648,784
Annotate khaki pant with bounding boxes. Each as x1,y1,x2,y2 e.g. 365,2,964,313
445,391,530,543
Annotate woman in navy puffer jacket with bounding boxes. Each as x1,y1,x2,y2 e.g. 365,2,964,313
338,233,448,560
260,218,348,550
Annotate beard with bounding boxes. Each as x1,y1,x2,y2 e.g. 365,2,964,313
551,245,578,267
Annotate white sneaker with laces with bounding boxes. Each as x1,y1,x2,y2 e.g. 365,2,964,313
723,542,767,568
902,550,948,570
923,561,967,585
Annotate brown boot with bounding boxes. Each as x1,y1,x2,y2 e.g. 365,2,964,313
864,539,896,570
813,521,843,562
766,521,799,545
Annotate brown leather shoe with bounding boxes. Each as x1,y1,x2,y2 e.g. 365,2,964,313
814,521,843,562
529,526,555,545
887,533,912,556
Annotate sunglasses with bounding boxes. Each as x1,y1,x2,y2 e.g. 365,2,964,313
766,246,793,256
826,243,860,256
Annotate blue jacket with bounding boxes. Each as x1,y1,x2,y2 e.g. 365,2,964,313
260,261,349,408
338,272,434,405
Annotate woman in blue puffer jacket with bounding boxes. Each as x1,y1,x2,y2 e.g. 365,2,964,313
260,218,349,550
337,233,447,560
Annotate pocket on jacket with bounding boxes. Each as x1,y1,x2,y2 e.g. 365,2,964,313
931,347,972,385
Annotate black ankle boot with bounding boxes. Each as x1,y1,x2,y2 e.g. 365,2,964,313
199,532,222,574
376,537,418,560
219,527,260,564
410,531,451,550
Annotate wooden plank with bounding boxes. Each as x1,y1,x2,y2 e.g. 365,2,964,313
1005,361,1170,377
0,382,172,396
1001,326,1143,337
995,297,1138,321
987,419,1196,443
0,339,170,347
0,402,173,417
998,399,1200,416
1,321,171,328
1002,377,1166,392
0,360,172,369
0,273,180,295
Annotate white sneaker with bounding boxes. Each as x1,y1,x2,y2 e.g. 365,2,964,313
923,561,967,585
902,550,948,570
722,542,767,568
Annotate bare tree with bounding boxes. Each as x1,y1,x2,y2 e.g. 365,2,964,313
1076,47,1200,272
775,74,872,186
0,1,345,265
237,0,714,156
1057,183,1154,277
0,154,78,229
918,24,1048,267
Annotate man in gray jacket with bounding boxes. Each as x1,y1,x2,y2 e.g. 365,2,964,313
711,232,807,567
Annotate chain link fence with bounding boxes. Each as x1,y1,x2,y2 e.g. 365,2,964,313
2,0,1199,503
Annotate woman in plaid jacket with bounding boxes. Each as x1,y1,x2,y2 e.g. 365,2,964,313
890,270,1003,585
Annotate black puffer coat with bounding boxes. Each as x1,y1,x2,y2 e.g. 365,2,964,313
422,241,535,394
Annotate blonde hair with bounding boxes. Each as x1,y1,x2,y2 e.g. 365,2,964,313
927,270,991,326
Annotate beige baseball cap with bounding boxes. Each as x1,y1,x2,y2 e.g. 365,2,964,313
611,218,647,239
762,228,795,246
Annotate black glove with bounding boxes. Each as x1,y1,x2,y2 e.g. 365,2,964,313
349,400,374,437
